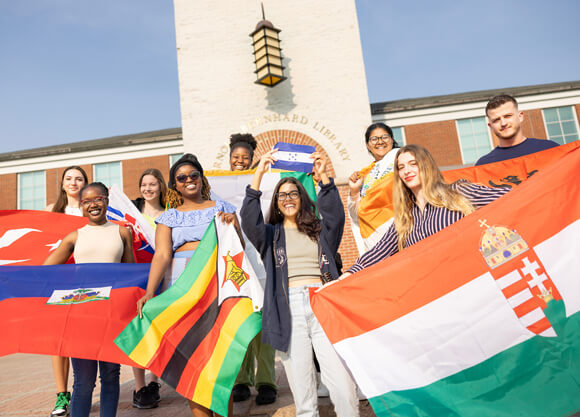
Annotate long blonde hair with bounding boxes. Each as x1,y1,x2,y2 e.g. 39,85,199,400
393,145,475,250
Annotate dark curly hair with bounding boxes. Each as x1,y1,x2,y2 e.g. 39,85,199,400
267,177,320,242
80,182,109,199
229,133,257,161
166,153,211,207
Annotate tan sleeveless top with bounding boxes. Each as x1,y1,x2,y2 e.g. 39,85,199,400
285,227,321,283
74,221,124,263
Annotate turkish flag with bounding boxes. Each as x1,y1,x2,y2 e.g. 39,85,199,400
0,210,88,266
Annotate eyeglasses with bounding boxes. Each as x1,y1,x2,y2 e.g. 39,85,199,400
176,171,201,183
277,190,300,201
80,196,108,207
368,134,392,145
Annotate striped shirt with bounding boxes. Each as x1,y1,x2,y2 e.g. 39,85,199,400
347,181,510,273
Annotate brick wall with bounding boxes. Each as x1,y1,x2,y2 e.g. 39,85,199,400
405,120,463,166
0,174,17,210
122,155,171,201
45,164,93,207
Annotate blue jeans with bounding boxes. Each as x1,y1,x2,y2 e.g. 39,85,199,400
70,358,120,417
279,285,359,417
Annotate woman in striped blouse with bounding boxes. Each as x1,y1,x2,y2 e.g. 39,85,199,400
344,144,510,275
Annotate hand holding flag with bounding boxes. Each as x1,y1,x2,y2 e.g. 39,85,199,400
271,142,316,173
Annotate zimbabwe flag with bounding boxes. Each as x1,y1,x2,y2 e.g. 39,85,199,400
115,218,262,416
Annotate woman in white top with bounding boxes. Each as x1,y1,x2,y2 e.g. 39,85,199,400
44,182,134,417
43,165,88,417
45,166,88,217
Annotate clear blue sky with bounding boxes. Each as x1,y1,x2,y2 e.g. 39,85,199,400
1,0,579,153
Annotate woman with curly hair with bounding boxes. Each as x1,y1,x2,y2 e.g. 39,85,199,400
229,133,257,171
240,149,359,416
343,144,510,276
136,154,239,417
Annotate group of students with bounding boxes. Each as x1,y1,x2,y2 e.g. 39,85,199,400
41,93,558,417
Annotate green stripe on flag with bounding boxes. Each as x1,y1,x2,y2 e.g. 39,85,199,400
210,311,262,415
370,302,580,417
115,220,218,356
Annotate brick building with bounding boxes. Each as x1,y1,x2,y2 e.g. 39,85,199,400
1,80,579,267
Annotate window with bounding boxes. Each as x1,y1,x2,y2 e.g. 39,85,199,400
169,154,183,167
94,161,122,189
543,106,579,145
18,171,46,210
456,117,493,164
391,126,405,146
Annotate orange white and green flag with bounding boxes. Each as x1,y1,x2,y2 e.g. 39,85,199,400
115,218,262,416
311,146,580,416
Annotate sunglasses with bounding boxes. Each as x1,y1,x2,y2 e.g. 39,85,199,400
176,171,201,183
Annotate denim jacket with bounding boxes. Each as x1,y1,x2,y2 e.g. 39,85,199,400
240,178,344,352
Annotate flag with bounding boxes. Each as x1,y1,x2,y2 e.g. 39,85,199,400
310,146,580,416
115,218,263,416
353,141,580,254
0,210,87,266
0,209,152,265
271,142,316,173
0,263,149,365
107,184,155,263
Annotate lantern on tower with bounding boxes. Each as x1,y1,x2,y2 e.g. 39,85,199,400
250,4,286,87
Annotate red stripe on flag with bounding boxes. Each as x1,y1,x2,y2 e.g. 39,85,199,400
527,317,552,334
501,280,529,299
175,297,240,398
513,297,541,318
146,275,218,371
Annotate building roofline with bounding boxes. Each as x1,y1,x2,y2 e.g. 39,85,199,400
0,128,183,162
371,80,580,114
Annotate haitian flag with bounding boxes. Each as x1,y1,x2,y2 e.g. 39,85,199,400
115,218,262,416
0,263,149,365
311,146,580,416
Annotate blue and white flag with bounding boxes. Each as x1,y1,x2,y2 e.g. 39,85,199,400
271,142,315,173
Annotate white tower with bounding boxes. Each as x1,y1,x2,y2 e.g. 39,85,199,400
173,0,372,177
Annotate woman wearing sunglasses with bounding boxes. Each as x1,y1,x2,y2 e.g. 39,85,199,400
136,154,237,417
240,149,359,417
43,182,135,417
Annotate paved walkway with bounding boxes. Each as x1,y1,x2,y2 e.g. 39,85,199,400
0,354,376,416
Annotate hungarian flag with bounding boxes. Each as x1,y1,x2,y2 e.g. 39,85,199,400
115,218,263,416
311,146,580,416
353,141,580,254
0,263,148,365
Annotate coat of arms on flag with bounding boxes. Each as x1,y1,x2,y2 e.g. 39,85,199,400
115,217,263,416
311,146,580,417
47,286,112,305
